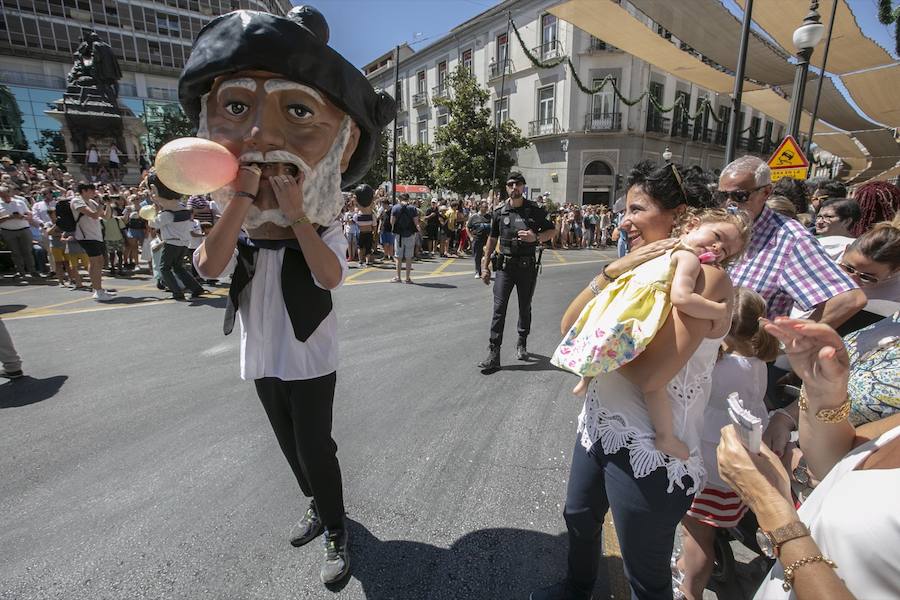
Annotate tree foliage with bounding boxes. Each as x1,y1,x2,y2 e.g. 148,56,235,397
397,141,436,188
432,65,529,195
37,129,66,163
146,104,195,157
360,129,390,189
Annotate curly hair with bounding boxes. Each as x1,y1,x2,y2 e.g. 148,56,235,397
850,181,900,236
626,160,714,210
772,177,809,213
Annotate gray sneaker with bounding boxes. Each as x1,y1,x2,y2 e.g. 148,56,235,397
319,527,350,584
289,501,323,547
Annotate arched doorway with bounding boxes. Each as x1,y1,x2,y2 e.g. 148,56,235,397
582,160,614,205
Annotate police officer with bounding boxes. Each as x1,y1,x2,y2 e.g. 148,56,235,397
478,171,556,372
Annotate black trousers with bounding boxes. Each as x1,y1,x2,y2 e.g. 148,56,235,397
488,257,537,348
254,372,345,529
473,235,487,276
160,243,203,295
563,438,693,599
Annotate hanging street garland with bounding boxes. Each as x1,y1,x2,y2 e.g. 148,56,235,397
508,18,756,132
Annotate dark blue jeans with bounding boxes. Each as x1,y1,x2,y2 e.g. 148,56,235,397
563,437,694,600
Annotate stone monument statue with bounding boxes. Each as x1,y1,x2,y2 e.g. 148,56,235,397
46,29,146,183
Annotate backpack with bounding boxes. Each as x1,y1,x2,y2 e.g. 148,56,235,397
55,199,80,233
394,205,416,237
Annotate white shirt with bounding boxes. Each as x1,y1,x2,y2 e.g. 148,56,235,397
816,235,855,262
109,147,119,163
197,221,348,381
152,206,194,246
0,197,30,230
578,333,724,495
187,219,202,250
701,354,768,490
87,148,99,163
70,195,103,241
754,425,900,599
31,199,56,225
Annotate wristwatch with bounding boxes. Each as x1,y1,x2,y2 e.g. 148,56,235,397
756,521,810,558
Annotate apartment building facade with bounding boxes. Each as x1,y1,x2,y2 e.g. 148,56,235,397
365,0,785,205
0,0,291,161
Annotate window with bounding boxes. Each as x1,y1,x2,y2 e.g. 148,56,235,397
437,61,448,86
591,78,616,118
461,49,473,73
437,112,449,129
156,12,180,36
538,85,555,128
646,81,665,133
494,97,509,126
496,33,508,63
418,119,428,144
396,125,405,142
416,70,426,94
541,14,558,46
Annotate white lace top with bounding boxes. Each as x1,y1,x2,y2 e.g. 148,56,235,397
576,334,724,494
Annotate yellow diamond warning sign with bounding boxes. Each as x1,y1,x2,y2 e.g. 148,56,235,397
768,135,809,181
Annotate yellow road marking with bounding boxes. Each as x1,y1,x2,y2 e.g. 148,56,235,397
430,257,455,276
0,286,33,296
550,249,567,264
5,258,609,318
344,267,375,282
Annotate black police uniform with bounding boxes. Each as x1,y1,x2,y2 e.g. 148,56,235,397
484,199,554,360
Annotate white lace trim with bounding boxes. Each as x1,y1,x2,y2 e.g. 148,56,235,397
577,403,707,495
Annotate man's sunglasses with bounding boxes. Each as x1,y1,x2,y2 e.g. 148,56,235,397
714,185,768,204
839,262,880,286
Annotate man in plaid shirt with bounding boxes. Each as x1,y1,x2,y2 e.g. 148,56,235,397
719,156,865,328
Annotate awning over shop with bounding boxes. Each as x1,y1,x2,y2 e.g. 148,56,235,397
869,162,900,182
812,133,865,159
838,156,869,179
848,156,899,183
853,129,900,159
734,0,894,74
786,77,881,132
628,0,796,86
548,0,762,94
739,88,835,135
841,64,900,128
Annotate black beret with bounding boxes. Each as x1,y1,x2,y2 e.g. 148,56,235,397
178,6,396,188
506,171,526,185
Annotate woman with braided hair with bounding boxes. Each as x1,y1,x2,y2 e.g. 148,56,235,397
849,181,899,237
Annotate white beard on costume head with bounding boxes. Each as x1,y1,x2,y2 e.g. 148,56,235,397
201,109,352,229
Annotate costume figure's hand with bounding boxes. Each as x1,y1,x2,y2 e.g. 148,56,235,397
269,173,305,222
717,425,796,529
235,164,261,200
517,229,537,243
605,238,677,278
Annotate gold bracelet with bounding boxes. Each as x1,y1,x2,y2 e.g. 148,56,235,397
782,554,837,591
292,215,311,226
798,385,851,423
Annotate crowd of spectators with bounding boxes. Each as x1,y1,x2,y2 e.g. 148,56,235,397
0,155,219,301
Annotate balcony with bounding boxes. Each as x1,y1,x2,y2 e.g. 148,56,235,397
147,87,178,101
488,58,513,80
432,84,450,101
412,91,428,107
670,120,692,139
584,111,621,132
646,115,671,135
532,39,562,61
528,117,563,137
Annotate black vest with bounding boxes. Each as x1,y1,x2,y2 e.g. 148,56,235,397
497,201,539,257
224,234,332,343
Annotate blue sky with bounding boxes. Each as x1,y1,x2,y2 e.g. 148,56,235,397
304,0,897,69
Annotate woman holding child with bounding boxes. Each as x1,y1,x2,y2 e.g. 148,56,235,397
533,160,742,600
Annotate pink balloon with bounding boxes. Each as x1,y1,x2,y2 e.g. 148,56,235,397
154,137,238,195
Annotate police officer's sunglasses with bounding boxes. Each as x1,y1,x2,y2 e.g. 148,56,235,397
713,185,768,204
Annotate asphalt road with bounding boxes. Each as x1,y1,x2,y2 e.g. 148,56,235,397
0,248,761,600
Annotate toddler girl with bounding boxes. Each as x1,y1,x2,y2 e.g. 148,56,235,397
552,208,750,459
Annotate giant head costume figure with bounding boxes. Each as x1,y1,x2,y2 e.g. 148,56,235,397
172,6,395,239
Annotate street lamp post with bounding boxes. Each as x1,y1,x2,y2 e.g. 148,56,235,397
786,1,826,142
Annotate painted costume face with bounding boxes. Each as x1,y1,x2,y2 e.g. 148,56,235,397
200,71,360,237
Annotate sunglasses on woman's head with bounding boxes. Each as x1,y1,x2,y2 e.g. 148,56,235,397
713,185,767,205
